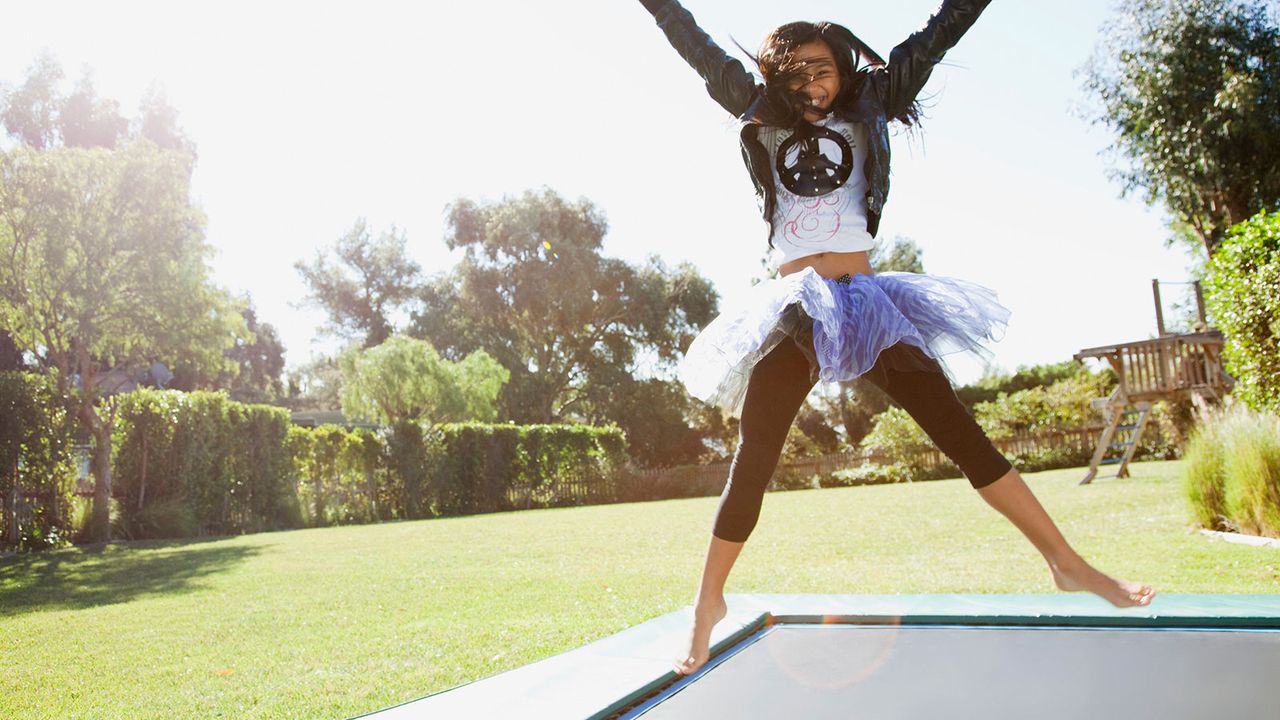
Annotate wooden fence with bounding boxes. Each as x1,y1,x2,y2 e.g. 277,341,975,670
625,424,1108,497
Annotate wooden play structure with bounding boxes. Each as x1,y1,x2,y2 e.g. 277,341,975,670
1073,279,1233,484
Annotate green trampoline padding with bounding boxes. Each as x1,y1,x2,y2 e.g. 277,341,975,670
354,594,1280,719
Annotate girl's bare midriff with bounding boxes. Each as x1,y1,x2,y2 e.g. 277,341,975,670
778,250,875,279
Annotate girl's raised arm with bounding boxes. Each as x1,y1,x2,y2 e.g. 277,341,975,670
638,0,760,118
872,0,994,120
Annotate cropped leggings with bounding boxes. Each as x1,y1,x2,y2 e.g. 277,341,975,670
712,307,1013,543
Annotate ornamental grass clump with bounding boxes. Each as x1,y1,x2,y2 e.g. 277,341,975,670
1183,404,1280,538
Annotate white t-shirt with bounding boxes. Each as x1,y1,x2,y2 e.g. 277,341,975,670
761,115,875,271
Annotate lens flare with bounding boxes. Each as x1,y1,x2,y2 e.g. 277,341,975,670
762,618,902,690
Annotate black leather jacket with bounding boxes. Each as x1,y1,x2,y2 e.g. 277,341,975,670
642,0,993,243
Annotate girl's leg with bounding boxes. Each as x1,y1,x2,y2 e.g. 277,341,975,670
977,468,1155,606
676,331,817,675
868,344,1155,606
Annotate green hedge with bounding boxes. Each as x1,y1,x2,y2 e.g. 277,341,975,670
428,422,628,516
113,390,300,539
287,424,384,527
0,371,79,551
111,393,629,539
5,380,642,546
1205,210,1280,412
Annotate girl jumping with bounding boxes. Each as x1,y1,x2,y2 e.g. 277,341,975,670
636,0,1156,676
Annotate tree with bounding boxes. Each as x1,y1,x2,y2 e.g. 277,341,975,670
1081,0,1280,256
171,302,287,403
60,73,129,149
338,335,508,426
2,53,167,153
223,305,287,403
134,84,195,156
0,140,246,542
0,51,63,149
283,354,346,412
295,218,422,349
410,189,719,429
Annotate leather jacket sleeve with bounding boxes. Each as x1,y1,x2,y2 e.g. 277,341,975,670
639,0,760,118
871,0,994,119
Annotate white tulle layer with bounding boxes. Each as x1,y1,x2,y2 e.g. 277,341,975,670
677,267,1010,417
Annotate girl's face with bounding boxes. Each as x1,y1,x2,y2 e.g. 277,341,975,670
785,39,841,122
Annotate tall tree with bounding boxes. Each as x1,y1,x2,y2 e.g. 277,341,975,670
60,73,129,149
295,218,422,349
1081,0,1280,256
0,140,246,542
2,54,143,152
171,302,287,403
410,189,720,462
1,51,64,149
134,84,195,156
223,305,287,404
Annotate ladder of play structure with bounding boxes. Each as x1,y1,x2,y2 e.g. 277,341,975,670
1074,278,1233,486
1080,396,1152,485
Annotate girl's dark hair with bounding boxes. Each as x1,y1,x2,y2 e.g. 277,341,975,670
738,21,922,129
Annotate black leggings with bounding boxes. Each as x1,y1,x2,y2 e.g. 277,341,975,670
712,312,1013,543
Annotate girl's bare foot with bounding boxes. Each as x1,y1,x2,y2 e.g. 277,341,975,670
1051,557,1156,607
674,596,727,676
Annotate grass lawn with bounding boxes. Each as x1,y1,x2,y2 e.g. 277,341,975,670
3,459,1277,719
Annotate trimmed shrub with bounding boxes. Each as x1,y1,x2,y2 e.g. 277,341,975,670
0,371,80,552
1205,210,1280,412
114,390,298,539
429,422,627,516
109,391,632,538
1183,404,1280,537
384,421,430,519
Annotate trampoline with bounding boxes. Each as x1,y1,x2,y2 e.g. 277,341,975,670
356,594,1280,719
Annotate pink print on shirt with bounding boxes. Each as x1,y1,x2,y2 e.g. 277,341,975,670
778,188,858,247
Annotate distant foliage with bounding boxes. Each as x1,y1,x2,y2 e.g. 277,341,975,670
856,365,1185,480
956,361,1101,409
859,406,959,480
825,463,913,487
973,368,1113,438
1183,404,1280,538
1205,211,1280,412
339,335,509,426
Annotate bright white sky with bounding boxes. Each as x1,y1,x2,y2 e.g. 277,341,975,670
4,0,1202,386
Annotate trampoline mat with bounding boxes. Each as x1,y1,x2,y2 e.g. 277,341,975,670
637,624,1280,719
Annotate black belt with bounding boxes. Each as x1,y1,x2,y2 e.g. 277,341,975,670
835,273,852,284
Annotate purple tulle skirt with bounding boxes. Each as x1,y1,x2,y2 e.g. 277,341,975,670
678,266,1010,417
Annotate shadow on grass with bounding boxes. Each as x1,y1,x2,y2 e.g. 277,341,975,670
0,537,264,617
